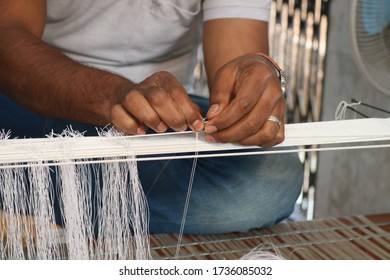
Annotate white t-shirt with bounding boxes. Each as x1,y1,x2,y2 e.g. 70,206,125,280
43,0,271,92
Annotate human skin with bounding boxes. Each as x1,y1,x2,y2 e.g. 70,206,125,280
0,0,285,147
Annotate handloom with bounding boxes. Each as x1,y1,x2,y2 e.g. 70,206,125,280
0,118,389,259
150,214,390,260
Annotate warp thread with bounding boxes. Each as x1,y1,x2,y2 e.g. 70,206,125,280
1,116,390,260
0,128,151,260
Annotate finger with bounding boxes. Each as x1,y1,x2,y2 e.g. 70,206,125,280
206,66,236,119
110,104,147,135
122,89,168,133
205,70,268,134
207,81,284,143
239,119,285,147
144,86,189,132
162,79,204,132
238,100,285,146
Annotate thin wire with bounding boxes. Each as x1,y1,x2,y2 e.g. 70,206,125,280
336,100,390,119
346,106,369,118
174,156,197,259
1,142,390,169
2,118,390,166
351,99,390,115
168,232,388,260
152,221,390,251
174,133,199,259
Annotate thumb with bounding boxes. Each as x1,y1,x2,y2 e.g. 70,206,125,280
206,69,235,119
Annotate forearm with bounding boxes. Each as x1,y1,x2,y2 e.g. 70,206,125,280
0,23,134,126
202,18,269,89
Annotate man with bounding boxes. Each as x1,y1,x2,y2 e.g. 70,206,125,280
0,0,303,234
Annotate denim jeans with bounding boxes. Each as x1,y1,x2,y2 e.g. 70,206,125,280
0,93,303,234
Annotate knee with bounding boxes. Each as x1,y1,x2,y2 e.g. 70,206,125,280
185,153,303,234
148,153,303,235
238,152,303,229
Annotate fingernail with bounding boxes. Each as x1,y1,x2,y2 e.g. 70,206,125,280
204,135,216,142
178,124,188,132
157,122,168,132
191,119,204,131
136,127,146,135
207,104,219,116
205,125,218,134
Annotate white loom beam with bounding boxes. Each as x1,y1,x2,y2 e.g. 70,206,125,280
0,118,389,166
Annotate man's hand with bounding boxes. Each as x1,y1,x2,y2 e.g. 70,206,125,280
0,0,204,134
204,53,285,147
110,71,204,135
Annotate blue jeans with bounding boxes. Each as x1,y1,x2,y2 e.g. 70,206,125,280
0,93,303,234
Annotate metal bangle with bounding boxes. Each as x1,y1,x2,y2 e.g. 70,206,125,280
255,53,286,98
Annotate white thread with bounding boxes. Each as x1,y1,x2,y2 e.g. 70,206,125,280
28,164,62,259
0,166,27,259
54,129,93,259
0,119,389,167
1,128,152,260
175,132,200,259
240,244,284,260
1,119,390,260
335,100,361,120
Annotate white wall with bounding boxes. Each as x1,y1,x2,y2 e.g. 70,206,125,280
314,0,390,218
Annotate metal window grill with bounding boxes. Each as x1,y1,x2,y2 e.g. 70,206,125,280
269,0,330,220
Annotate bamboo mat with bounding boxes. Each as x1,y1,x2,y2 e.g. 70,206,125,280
150,214,390,260
2,212,389,259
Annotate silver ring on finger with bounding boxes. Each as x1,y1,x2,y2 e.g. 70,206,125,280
267,115,282,127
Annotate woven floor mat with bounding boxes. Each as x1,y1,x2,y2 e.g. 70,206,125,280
150,214,390,260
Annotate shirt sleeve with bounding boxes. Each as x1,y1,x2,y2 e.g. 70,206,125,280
202,0,271,22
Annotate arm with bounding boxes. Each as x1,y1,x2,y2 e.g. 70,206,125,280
0,0,204,134
203,18,285,146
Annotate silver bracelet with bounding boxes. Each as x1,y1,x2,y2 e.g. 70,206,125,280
255,53,286,98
